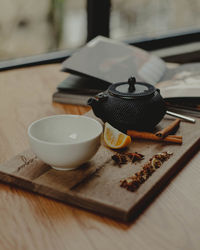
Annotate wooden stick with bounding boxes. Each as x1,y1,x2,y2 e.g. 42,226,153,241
155,119,181,138
127,130,182,144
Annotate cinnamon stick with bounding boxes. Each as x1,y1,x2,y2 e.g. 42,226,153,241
155,119,181,138
164,135,182,144
127,130,182,144
167,135,182,139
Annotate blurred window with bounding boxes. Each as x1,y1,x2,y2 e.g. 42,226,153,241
110,0,200,40
0,0,87,60
0,0,200,61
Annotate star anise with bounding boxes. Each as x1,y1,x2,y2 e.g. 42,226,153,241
125,152,144,162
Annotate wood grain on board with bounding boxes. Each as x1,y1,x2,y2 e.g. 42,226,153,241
1,64,200,250
0,112,199,221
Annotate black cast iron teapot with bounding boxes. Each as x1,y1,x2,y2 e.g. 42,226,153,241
87,77,166,132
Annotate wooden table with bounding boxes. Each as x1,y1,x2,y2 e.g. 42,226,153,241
0,64,200,250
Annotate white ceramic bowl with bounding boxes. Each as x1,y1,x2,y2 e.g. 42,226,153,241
28,115,103,170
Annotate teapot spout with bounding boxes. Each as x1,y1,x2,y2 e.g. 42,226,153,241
87,97,102,119
87,97,97,107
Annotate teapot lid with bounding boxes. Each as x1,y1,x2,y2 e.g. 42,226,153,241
108,77,156,99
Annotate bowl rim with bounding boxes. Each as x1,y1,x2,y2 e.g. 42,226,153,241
28,114,103,145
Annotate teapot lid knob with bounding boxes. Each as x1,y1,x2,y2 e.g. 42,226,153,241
128,76,136,92
108,76,156,99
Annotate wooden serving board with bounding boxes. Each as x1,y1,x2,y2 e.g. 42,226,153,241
0,113,199,222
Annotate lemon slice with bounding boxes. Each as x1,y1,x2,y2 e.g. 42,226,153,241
104,122,131,149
